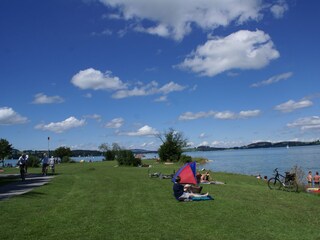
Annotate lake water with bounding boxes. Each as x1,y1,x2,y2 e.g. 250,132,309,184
4,145,320,178
144,145,320,178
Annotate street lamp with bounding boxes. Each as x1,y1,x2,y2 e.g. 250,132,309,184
47,137,50,156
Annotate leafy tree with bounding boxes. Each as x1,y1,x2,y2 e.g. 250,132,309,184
98,143,109,152
112,143,121,152
0,138,13,167
105,150,116,161
54,146,72,162
116,150,141,166
99,142,120,161
157,129,188,162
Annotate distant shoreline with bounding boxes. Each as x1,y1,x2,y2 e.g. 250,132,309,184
183,140,320,153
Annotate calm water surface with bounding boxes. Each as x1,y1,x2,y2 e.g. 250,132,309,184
145,145,320,177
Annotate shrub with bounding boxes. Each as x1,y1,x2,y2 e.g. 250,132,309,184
192,157,208,164
290,165,305,186
179,154,192,163
104,150,115,161
62,156,71,163
116,150,141,166
27,155,41,168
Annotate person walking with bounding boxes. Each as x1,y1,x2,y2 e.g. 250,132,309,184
49,156,55,174
41,153,49,176
25,154,29,173
17,154,27,181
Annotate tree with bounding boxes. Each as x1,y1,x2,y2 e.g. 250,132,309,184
99,142,120,161
54,146,72,162
116,150,141,166
98,143,109,152
0,138,13,167
157,129,188,162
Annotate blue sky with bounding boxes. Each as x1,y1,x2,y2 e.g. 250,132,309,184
1,0,320,151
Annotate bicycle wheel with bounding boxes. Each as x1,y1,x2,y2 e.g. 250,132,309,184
285,180,298,192
268,178,282,190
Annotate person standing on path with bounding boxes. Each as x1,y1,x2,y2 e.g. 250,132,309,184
25,154,29,173
17,154,27,181
41,153,49,176
49,156,55,174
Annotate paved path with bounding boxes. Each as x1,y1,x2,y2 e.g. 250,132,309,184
0,174,54,201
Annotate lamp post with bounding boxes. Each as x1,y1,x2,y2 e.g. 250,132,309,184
47,137,50,157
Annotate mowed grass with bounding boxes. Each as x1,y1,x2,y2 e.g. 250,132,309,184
1,161,320,240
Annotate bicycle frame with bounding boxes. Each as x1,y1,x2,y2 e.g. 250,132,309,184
268,168,298,192
273,169,286,186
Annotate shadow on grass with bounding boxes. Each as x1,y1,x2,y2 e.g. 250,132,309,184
21,191,46,198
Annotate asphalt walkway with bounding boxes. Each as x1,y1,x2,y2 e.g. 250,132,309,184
0,173,54,201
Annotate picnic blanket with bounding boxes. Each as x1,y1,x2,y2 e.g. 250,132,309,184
201,181,225,185
191,195,214,201
179,195,214,202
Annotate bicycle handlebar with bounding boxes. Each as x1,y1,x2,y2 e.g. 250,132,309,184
274,168,278,173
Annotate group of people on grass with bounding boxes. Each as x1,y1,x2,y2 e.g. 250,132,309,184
173,176,209,201
172,170,213,201
306,170,320,187
16,153,55,179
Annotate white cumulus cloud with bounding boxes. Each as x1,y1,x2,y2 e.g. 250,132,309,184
251,72,292,87
112,81,186,99
35,116,86,133
177,30,279,77
0,107,28,125
71,68,127,91
122,125,158,136
84,114,102,122
274,99,313,113
105,118,124,128
154,96,168,102
99,0,279,41
179,109,260,121
287,116,320,131
32,93,64,104
239,110,261,118
270,1,289,19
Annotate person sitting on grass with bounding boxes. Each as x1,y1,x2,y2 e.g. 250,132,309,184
173,176,208,201
201,171,211,183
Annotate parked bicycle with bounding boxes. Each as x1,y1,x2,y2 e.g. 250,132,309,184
268,168,298,192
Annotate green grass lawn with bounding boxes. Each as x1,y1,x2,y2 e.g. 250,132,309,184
1,161,319,240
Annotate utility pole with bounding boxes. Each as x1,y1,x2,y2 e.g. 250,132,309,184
47,137,50,157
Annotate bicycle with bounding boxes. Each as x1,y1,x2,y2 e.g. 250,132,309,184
268,168,298,192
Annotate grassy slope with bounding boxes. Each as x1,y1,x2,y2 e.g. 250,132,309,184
1,161,319,240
